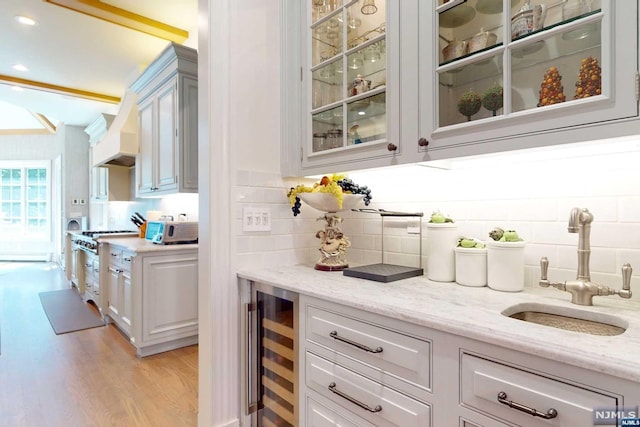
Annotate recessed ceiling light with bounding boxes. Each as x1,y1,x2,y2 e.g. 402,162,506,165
12,64,29,72
11,86,24,92
14,15,37,26
358,111,366,116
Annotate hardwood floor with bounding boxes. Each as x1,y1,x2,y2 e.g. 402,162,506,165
0,262,198,427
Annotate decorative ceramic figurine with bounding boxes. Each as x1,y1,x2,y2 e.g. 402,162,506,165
287,174,373,271
351,74,371,96
315,215,351,270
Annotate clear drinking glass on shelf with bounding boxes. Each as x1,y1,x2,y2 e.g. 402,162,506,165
347,0,386,50
312,0,343,23
346,92,386,145
312,59,343,108
347,40,386,97
312,16,343,66
312,106,344,152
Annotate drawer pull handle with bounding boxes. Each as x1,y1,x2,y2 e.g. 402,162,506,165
328,382,382,413
497,391,558,419
329,330,383,353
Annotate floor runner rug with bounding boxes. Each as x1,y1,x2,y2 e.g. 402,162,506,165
39,289,105,334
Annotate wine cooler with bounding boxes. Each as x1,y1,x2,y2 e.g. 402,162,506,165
241,280,298,427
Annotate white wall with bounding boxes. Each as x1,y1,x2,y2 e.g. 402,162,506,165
198,1,284,426
0,126,88,260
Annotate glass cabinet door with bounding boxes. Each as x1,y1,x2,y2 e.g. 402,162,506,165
309,0,388,153
435,0,609,129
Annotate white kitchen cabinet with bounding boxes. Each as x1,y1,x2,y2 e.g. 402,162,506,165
82,252,103,314
461,352,617,426
69,243,82,288
101,242,198,357
90,165,130,202
139,252,198,346
299,294,640,426
409,0,640,162
301,296,433,426
284,0,421,177
131,42,198,197
92,166,108,200
307,395,378,427
284,1,640,175
106,248,133,335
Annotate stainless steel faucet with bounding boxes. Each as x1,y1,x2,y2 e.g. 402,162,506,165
539,207,633,306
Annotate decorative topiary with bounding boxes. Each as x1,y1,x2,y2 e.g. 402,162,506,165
574,56,601,99
457,90,482,121
482,83,504,116
538,66,566,107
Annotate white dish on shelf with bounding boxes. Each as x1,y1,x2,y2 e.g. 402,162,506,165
299,193,364,213
476,0,520,15
440,5,476,28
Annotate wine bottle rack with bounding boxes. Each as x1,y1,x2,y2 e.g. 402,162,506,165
257,291,296,427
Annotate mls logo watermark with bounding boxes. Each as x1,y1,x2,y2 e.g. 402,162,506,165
594,406,639,425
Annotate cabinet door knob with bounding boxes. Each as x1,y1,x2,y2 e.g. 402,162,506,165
387,143,397,151
418,137,429,147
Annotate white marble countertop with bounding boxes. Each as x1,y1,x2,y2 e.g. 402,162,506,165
97,236,198,253
238,264,640,382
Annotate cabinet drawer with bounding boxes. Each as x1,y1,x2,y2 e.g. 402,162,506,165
107,248,133,271
461,353,618,427
306,305,431,391
120,251,133,270
306,351,431,427
307,395,375,427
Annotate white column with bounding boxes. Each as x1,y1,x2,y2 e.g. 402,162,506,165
198,0,238,426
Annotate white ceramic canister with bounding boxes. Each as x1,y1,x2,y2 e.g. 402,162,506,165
486,240,526,292
455,246,487,287
426,223,458,282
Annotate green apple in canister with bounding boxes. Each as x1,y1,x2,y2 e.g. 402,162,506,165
430,211,446,223
430,211,454,223
499,230,521,242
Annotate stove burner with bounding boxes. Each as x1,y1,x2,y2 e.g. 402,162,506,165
73,230,139,254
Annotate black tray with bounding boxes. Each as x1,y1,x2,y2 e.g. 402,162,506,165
343,263,424,283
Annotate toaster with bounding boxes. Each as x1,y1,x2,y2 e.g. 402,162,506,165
145,221,198,244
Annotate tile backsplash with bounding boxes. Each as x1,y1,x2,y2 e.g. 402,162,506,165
236,138,640,299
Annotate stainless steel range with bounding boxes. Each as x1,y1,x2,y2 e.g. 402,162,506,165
71,230,139,254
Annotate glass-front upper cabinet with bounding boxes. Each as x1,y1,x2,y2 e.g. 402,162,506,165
301,0,402,174
418,0,639,159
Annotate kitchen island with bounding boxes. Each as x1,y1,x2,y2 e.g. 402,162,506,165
99,236,198,357
239,265,640,426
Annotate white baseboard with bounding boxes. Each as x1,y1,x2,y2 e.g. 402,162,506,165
0,254,50,261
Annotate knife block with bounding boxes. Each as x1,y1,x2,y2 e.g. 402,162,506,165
139,221,147,238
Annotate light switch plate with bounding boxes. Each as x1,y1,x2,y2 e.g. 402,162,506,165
243,207,271,232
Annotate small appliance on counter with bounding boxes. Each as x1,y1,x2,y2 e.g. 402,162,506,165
144,221,198,244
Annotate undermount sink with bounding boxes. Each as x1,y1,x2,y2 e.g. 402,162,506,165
502,303,628,336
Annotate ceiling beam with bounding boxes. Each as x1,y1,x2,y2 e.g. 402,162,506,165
0,129,54,135
0,74,121,104
44,0,189,43
31,113,58,133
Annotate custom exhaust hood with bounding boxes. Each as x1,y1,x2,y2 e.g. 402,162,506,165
92,90,138,167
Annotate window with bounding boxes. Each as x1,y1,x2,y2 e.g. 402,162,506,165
0,163,50,239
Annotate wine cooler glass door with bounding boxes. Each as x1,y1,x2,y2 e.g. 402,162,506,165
249,284,298,427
